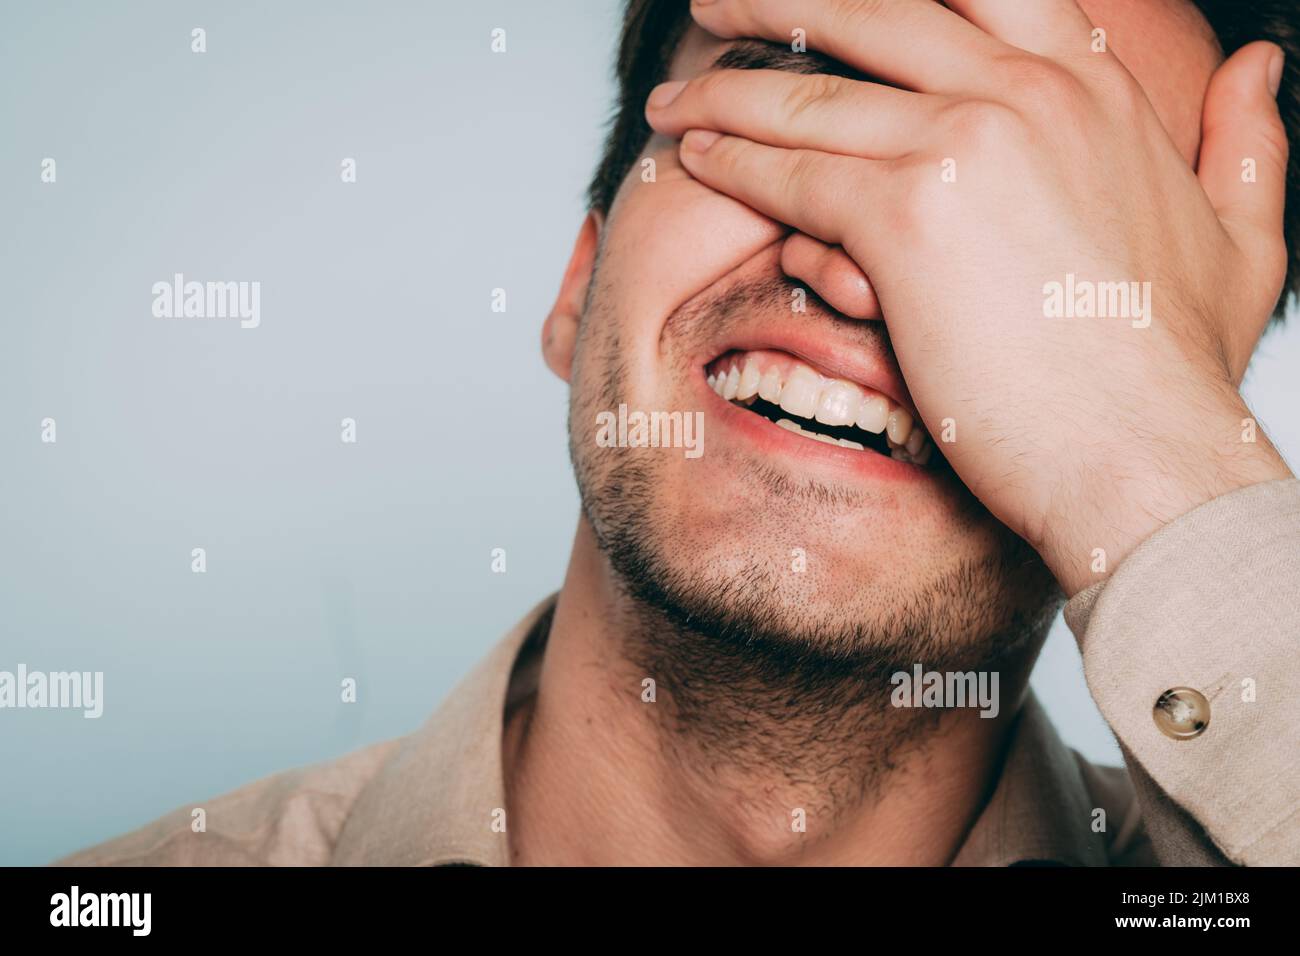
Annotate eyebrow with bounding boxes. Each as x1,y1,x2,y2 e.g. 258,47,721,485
710,38,868,81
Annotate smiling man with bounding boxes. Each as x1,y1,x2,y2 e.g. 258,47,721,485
60,0,1300,867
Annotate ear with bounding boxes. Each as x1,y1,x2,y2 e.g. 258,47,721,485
542,211,602,383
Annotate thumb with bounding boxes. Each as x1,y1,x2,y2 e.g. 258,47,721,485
1198,40,1288,257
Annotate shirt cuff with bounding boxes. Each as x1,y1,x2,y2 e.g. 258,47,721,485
1063,478,1300,865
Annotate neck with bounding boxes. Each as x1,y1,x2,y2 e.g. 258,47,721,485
504,518,1039,866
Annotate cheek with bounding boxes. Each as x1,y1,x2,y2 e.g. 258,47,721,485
601,138,787,322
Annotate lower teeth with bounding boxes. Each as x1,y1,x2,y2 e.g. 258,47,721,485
773,415,928,462
730,396,933,465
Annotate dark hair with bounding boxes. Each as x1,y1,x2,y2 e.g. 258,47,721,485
587,0,1300,318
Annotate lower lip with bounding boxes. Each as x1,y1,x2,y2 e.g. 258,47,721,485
697,372,935,482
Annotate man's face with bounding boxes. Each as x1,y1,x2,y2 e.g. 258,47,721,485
561,0,1221,666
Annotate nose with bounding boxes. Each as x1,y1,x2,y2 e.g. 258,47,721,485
779,232,882,321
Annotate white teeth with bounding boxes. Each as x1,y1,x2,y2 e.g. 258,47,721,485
856,395,889,434
886,408,913,446
778,365,820,419
815,380,861,427
757,366,783,403
710,353,932,467
776,417,839,446
722,366,740,400
736,358,761,401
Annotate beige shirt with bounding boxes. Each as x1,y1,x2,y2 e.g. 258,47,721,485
58,479,1300,867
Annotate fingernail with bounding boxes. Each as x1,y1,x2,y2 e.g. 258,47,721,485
681,129,722,154
647,80,686,110
1268,48,1284,98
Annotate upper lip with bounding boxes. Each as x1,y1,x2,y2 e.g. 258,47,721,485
699,325,918,420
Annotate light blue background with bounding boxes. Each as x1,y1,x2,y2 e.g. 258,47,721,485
2,1,1297,866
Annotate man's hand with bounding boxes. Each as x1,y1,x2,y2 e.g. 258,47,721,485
646,0,1293,594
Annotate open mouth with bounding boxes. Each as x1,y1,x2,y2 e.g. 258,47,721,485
705,349,939,467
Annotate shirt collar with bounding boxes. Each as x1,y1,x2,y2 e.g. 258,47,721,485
335,594,1108,867
950,693,1110,866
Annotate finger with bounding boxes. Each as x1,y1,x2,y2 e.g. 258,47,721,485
689,0,1009,94
1198,41,1289,268
942,0,1096,60
780,233,881,320
677,129,885,253
646,69,942,159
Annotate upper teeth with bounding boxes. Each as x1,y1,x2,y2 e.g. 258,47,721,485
707,353,932,465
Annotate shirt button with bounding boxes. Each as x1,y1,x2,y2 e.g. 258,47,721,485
1153,687,1210,739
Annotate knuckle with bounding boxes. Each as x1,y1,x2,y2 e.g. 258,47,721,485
882,155,943,238
782,73,843,122
693,68,731,103
781,150,820,200
1001,54,1085,107
837,0,886,32
944,98,1024,148
710,135,742,174
1091,64,1149,115
1258,116,1291,169
783,151,838,225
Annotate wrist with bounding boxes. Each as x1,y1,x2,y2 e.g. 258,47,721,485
1037,393,1292,596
